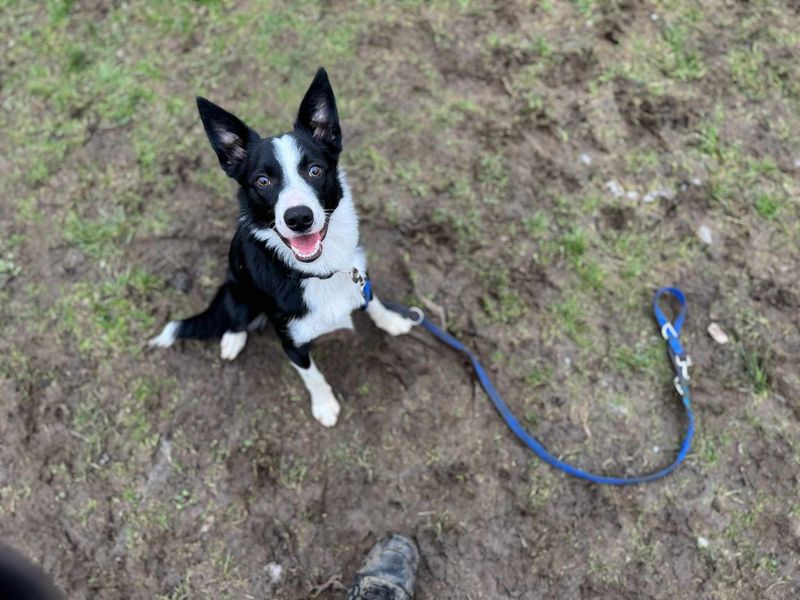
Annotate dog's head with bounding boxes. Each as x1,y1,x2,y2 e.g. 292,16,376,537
197,68,351,267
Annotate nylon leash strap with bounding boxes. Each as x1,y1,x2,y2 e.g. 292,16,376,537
382,287,694,485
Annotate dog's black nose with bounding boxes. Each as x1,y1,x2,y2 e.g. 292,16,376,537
284,206,314,233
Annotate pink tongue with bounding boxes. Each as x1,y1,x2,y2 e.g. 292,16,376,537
289,231,321,255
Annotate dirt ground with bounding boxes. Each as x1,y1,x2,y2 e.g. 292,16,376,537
1,1,799,598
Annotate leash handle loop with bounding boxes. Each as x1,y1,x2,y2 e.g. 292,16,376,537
653,287,692,383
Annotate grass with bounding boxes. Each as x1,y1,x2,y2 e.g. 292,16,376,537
64,210,132,258
660,14,706,81
727,44,790,100
1,0,799,597
479,266,526,324
739,345,770,397
754,193,781,220
54,269,161,356
552,296,587,347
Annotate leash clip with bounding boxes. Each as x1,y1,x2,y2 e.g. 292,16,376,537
407,307,425,326
653,286,692,390
661,317,691,381
674,353,692,381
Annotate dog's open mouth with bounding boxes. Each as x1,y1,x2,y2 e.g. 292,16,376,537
280,220,329,262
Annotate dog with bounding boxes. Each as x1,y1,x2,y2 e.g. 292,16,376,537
149,68,415,427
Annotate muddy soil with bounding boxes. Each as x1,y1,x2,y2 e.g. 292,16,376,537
1,1,799,599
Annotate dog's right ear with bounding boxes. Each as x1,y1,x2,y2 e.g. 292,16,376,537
196,97,252,179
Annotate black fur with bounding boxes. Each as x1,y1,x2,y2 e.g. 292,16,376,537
174,68,345,368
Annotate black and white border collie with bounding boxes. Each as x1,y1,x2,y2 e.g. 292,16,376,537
149,68,415,427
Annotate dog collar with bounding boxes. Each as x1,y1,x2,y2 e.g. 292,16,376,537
294,270,338,281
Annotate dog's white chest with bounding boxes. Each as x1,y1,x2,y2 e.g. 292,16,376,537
288,270,366,346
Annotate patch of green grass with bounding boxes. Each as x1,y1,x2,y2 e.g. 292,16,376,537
561,228,605,291
754,193,780,220
396,160,431,198
660,13,706,81
525,361,554,389
173,489,193,511
574,0,596,17
64,210,131,258
479,267,526,324
695,109,795,223
431,97,481,127
120,397,157,447
533,34,553,58
157,581,192,600
278,455,308,491
610,7,707,88
626,148,660,174
610,233,652,281
739,344,770,397
562,228,588,258
55,269,161,356
523,211,549,237
552,296,587,347
477,152,508,205
699,433,720,467
612,340,662,375
0,252,22,281
72,394,107,457
328,432,375,482
697,106,726,158
728,45,782,99
574,259,605,291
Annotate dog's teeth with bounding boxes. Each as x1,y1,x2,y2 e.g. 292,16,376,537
293,240,321,259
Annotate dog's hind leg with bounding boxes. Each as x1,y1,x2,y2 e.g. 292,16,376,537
218,313,267,359
149,279,256,361
219,330,248,361
218,284,258,361
366,294,415,336
283,341,340,427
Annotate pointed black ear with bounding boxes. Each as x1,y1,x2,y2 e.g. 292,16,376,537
196,97,253,179
294,68,342,153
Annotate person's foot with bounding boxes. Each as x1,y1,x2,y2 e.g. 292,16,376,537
347,534,420,600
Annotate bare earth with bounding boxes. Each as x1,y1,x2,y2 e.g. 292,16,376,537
1,1,799,598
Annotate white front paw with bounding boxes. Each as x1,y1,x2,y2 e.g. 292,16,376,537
311,390,341,427
220,331,247,361
376,311,415,336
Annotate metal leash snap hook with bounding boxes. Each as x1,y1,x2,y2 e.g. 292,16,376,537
674,354,692,381
407,306,425,326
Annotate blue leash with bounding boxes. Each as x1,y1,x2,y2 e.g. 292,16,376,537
381,287,694,485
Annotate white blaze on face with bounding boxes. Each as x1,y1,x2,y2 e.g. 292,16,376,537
249,166,360,277
272,135,326,240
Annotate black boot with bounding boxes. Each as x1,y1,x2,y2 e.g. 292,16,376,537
347,534,420,600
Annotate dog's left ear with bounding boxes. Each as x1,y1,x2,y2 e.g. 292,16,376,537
294,67,342,154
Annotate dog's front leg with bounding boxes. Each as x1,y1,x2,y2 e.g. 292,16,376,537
283,340,341,427
366,294,415,336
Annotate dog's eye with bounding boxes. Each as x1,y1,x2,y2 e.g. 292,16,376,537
256,176,271,187
308,165,322,178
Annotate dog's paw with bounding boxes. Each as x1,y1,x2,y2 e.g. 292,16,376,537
148,321,179,348
374,311,415,336
311,389,341,428
220,331,247,361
